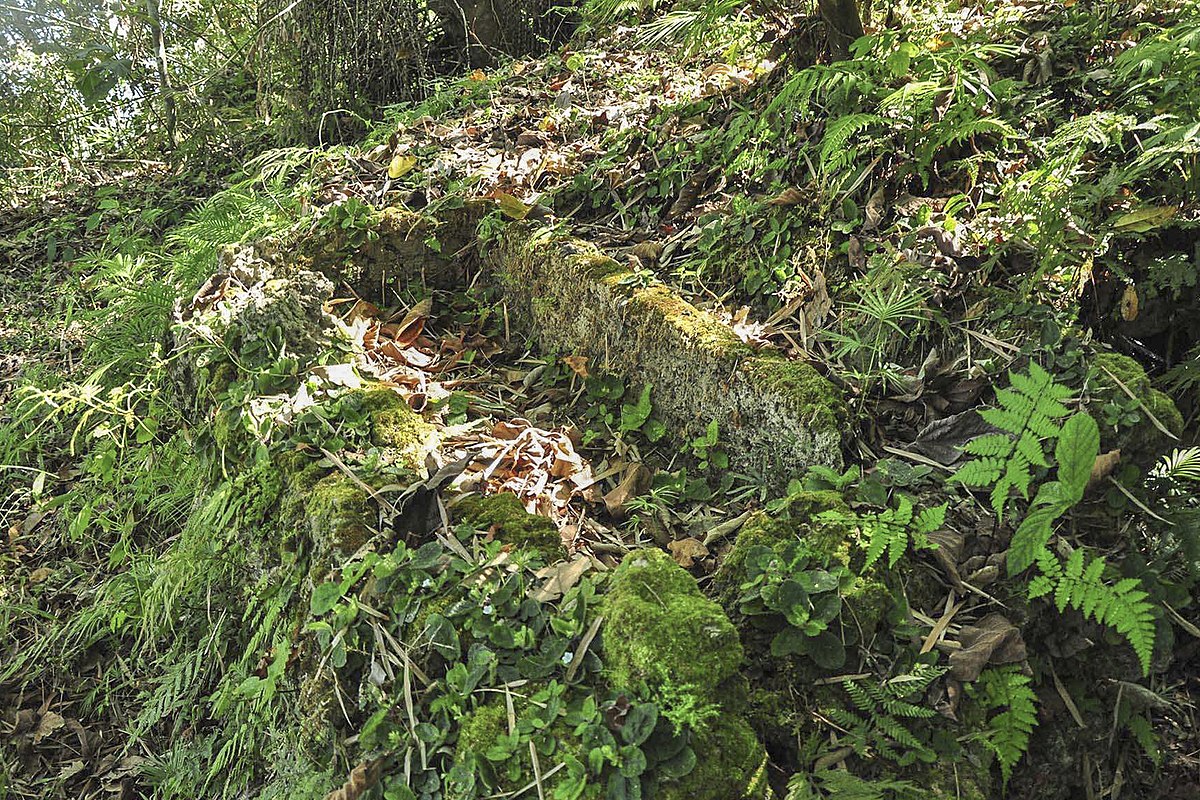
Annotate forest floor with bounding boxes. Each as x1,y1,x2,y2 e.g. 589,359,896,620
3,2,1200,800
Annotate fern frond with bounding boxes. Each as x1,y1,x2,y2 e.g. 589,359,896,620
977,666,1037,785
951,363,1073,520
820,114,886,173
1049,550,1156,674
1153,446,1200,483
856,496,945,569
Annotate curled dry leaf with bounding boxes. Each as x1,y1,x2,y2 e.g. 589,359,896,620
766,187,805,206
32,711,66,744
531,556,591,602
324,759,382,800
603,463,652,519
668,537,709,568
1088,448,1121,489
949,613,1027,682
562,354,589,378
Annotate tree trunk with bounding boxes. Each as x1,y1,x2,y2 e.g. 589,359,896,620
145,0,177,147
818,0,864,60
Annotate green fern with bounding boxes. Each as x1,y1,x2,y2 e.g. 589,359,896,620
1006,410,1099,574
786,770,923,800
951,362,1073,521
861,496,945,569
976,666,1037,785
820,113,887,174
1153,446,1200,484
825,666,943,767
1032,548,1156,675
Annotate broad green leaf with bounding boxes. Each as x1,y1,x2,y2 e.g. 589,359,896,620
620,703,658,747
309,581,344,615
1054,412,1099,503
1007,504,1062,575
1112,205,1176,232
620,384,653,432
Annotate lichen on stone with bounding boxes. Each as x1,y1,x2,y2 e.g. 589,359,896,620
454,492,564,560
486,225,846,488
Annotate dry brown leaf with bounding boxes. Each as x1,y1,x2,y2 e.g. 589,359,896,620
948,613,1027,681
863,185,886,231
1120,285,1139,322
603,464,652,519
384,297,433,346
766,187,805,206
562,355,589,378
668,537,709,568
32,711,66,744
325,759,382,800
531,557,591,602
1089,448,1121,488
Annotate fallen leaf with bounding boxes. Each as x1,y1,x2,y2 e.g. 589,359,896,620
387,154,417,180
863,185,886,231
562,355,589,378
949,613,1027,681
311,363,363,389
1113,205,1176,233
1088,449,1121,488
492,192,531,220
766,187,805,206
531,556,591,602
1120,284,1138,321
384,297,433,347
33,711,66,744
668,538,709,568
603,463,652,519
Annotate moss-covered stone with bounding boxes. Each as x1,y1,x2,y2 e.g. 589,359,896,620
714,491,855,603
745,356,849,438
454,492,564,560
1089,351,1184,464
718,495,890,638
358,387,437,469
656,715,769,800
486,225,845,489
603,549,742,698
306,474,373,554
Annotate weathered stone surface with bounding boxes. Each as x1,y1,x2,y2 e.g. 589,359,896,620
487,225,846,485
170,244,336,406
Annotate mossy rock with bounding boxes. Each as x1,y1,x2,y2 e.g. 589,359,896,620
1088,351,1183,464
486,226,845,489
454,492,564,560
357,387,438,470
306,474,373,555
715,490,871,606
656,715,769,800
602,548,742,699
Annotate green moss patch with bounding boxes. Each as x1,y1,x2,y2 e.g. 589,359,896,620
306,474,373,554
359,387,437,469
603,549,742,701
454,492,564,559
1089,351,1184,463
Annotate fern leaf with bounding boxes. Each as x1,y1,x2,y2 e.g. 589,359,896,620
977,666,1037,785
